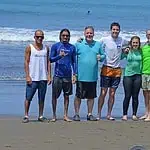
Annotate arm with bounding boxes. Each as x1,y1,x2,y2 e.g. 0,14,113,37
46,46,52,85
71,46,77,75
121,52,127,60
24,45,32,84
98,43,106,62
49,44,62,63
71,46,77,84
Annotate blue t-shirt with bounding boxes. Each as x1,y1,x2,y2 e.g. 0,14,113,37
76,40,105,82
49,42,76,78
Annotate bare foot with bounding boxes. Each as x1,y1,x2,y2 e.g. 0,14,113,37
64,116,72,122
144,116,150,122
122,115,127,121
139,115,147,120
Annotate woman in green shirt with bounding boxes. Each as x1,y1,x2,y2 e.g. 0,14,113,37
122,36,142,121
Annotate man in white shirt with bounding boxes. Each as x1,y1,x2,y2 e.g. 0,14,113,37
98,22,128,120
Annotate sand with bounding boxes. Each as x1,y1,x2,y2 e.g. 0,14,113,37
0,117,150,150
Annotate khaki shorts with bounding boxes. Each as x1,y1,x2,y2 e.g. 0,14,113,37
142,74,150,90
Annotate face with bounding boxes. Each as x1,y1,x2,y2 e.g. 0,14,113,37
146,30,150,41
131,38,140,49
111,25,120,39
60,31,70,43
34,31,44,44
84,28,94,42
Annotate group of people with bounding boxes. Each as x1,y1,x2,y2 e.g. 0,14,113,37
22,22,150,123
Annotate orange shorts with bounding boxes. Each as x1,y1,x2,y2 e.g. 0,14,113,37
101,65,122,78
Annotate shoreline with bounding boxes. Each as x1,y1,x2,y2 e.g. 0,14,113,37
0,80,145,118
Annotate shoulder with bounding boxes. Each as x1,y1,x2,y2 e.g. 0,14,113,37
100,36,110,43
75,41,84,48
68,43,76,49
119,37,129,44
51,42,60,49
25,44,31,52
93,40,102,47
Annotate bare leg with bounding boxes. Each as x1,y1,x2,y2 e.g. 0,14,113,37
97,88,108,119
140,90,149,119
24,100,31,117
145,91,150,121
107,88,116,120
39,101,44,117
87,99,94,115
74,96,81,115
64,95,72,122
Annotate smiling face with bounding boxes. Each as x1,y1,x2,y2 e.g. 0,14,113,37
130,36,140,50
34,30,44,44
84,27,94,43
111,25,120,39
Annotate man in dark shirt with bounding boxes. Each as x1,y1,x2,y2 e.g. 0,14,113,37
49,28,76,122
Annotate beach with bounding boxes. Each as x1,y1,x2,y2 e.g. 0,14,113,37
1,0,150,150
0,117,150,150
0,80,149,150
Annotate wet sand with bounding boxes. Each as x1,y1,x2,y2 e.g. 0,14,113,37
0,117,150,150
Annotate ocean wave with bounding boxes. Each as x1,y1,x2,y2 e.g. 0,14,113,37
0,27,147,43
0,76,25,81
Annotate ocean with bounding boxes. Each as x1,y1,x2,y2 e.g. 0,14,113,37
0,0,148,118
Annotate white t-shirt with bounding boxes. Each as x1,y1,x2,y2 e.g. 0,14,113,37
100,36,128,68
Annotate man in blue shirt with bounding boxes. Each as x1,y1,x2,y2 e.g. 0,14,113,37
73,26,106,121
50,29,76,122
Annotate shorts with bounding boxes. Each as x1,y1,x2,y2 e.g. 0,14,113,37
52,76,72,99
26,80,47,102
100,75,121,89
76,81,97,99
101,65,122,77
142,74,150,90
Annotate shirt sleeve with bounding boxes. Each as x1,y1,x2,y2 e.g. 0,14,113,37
99,42,106,62
49,44,62,63
71,45,77,74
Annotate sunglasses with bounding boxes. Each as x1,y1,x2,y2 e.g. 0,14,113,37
61,34,70,37
35,36,44,39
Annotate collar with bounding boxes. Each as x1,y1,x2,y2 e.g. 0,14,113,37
83,39,95,46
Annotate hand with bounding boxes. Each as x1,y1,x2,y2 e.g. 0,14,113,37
72,75,76,84
59,50,68,57
77,37,83,43
26,76,32,84
123,47,130,54
47,76,52,85
97,54,101,61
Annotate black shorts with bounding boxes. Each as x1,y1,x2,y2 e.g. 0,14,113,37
76,81,97,99
52,76,72,99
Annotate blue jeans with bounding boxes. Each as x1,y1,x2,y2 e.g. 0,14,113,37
26,80,47,103
123,74,141,115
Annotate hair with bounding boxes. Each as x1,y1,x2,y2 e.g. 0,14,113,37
84,26,94,32
110,22,120,30
146,29,150,34
59,28,70,41
129,36,141,50
34,29,44,36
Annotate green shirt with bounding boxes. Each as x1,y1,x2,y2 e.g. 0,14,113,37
122,49,142,76
142,44,150,74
